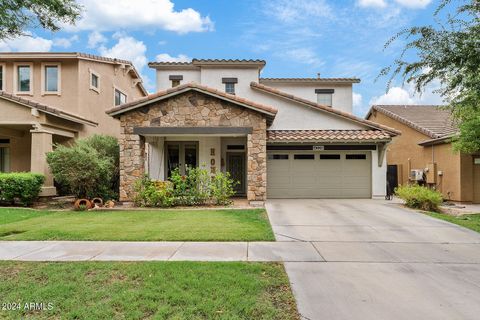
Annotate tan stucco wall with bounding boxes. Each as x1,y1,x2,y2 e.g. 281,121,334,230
368,111,470,202
0,133,31,172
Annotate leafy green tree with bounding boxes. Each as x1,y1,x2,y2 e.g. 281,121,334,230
380,0,480,152
0,0,82,40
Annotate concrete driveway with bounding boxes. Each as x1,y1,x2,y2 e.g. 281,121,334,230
266,199,480,320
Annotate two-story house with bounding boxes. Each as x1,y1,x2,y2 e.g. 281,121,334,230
107,59,400,204
0,52,147,196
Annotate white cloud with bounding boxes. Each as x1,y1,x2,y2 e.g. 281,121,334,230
0,34,52,52
282,48,324,67
99,36,147,70
357,0,387,8
87,31,107,48
264,0,332,23
53,35,79,48
394,0,431,9
72,0,214,34
155,53,191,63
370,81,444,106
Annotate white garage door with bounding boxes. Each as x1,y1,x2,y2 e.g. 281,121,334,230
267,151,372,198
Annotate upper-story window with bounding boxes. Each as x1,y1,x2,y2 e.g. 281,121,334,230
89,69,100,92
114,88,127,106
315,89,334,107
42,63,61,94
222,78,237,95
169,75,183,88
15,63,33,94
0,64,4,91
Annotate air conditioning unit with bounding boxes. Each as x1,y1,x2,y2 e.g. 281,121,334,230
410,169,424,181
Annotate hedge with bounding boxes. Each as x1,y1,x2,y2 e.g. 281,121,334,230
0,172,45,206
395,184,443,212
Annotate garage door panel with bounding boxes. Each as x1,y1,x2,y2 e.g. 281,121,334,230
267,150,372,199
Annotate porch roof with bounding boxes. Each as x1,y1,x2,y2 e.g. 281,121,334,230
134,126,253,136
267,129,393,143
0,91,98,126
106,82,278,125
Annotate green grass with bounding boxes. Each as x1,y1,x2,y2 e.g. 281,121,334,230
0,208,275,241
0,261,299,320
426,211,480,233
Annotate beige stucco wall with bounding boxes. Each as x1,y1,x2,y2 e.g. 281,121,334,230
368,111,471,202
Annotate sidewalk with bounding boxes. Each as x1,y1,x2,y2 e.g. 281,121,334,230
0,241,325,262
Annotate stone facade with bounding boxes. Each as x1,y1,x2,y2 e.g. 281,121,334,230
119,91,267,202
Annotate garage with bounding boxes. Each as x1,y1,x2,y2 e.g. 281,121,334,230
267,150,372,199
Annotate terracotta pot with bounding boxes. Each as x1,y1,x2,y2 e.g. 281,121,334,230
74,199,92,210
91,197,103,207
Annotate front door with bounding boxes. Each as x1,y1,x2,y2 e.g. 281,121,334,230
227,153,245,195
474,157,480,203
166,142,198,177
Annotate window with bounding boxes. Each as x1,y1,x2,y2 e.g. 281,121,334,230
17,64,32,93
225,83,235,94
320,154,341,160
222,78,237,95
0,147,10,172
89,69,100,92
42,63,60,94
169,75,183,87
227,145,245,150
268,154,289,160
114,89,127,106
315,89,334,106
0,64,4,91
294,154,315,160
346,154,367,160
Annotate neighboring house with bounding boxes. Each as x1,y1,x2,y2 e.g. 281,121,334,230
366,105,480,203
0,52,147,195
107,59,399,204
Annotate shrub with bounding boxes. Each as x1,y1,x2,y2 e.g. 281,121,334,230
46,135,118,200
395,184,443,211
169,167,211,206
0,172,45,206
210,172,237,206
134,175,174,207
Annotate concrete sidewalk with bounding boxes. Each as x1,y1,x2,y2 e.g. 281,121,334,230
0,240,325,262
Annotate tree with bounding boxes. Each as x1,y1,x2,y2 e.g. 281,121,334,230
0,0,82,40
380,0,480,153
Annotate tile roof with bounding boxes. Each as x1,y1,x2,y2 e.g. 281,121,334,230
0,91,97,126
267,130,393,142
148,59,266,68
250,82,400,136
106,82,278,124
260,77,361,83
367,105,457,139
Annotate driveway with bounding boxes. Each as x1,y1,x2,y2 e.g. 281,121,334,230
266,199,480,320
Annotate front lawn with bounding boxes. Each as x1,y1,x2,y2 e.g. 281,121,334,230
0,208,274,241
0,261,298,319
426,212,480,233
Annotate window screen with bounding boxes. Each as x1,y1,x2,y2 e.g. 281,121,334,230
45,66,59,92
18,66,31,92
320,154,341,160
294,154,315,160
346,154,367,160
268,154,289,160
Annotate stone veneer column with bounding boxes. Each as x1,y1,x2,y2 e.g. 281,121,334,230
247,121,267,204
119,116,145,201
30,128,56,196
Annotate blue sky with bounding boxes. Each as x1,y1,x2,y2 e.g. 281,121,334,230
0,0,451,116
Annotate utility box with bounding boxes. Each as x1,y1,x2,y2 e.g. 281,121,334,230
426,162,437,184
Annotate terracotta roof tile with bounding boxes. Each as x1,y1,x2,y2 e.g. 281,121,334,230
106,82,277,122
251,82,400,136
0,91,97,126
260,77,361,83
367,105,457,139
267,130,393,142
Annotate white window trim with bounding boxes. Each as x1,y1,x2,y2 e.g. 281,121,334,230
113,86,127,106
13,62,33,95
0,63,5,91
41,62,61,96
89,68,100,93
